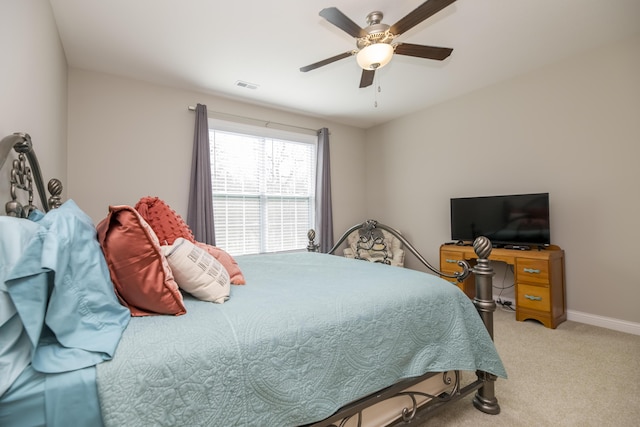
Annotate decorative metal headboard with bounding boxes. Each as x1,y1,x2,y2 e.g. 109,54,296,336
308,219,472,282
351,224,394,264
0,132,63,218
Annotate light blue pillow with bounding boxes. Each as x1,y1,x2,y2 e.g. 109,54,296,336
0,216,42,397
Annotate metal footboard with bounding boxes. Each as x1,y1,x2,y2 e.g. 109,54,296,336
307,220,500,425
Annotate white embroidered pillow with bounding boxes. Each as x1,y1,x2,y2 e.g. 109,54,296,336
162,238,230,304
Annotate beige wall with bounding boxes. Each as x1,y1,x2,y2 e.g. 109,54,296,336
67,69,367,238
0,0,67,206
364,34,640,325
5,1,639,327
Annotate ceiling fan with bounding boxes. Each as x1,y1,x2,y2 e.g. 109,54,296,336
300,0,457,88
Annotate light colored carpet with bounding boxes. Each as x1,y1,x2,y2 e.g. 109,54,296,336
415,308,640,426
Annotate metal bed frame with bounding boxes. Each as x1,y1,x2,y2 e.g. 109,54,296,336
2,132,500,426
1,132,62,218
306,220,500,426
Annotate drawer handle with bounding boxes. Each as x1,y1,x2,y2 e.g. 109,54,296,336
523,268,541,274
445,259,458,263
524,294,542,301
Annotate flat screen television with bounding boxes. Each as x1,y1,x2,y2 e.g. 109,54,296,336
450,193,550,248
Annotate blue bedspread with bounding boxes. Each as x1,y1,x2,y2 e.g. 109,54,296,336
97,252,506,427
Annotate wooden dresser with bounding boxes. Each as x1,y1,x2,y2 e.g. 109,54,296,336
439,244,566,329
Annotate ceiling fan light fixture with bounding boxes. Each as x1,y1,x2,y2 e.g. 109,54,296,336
356,43,393,70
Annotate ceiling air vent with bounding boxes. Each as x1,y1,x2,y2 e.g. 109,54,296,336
235,80,259,90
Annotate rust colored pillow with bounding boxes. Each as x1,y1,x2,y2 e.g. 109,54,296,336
135,196,195,246
96,205,186,316
195,242,246,285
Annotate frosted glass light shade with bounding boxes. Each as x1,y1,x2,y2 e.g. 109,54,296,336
356,43,393,70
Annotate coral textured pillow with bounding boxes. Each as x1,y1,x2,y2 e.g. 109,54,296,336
135,196,195,246
162,238,230,303
195,242,246,285
96,205,186,316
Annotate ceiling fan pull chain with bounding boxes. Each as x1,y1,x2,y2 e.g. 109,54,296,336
374,72,381,108
374,84,378,107
374,77,377,107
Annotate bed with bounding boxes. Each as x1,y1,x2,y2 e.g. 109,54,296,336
1,133,506,426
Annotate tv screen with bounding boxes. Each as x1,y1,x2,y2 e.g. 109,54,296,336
450,193,550,247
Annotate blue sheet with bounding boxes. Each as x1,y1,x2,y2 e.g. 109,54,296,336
0,201,130,427
0,365,102,427
0,217,39,398
97,252,506,427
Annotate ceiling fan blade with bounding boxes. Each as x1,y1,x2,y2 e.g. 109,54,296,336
394,43,453,61
390,0,457,35
300,51,354,72
359,69,375,88
319,7,366,38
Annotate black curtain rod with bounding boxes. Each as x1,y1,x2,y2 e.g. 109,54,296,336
187,105,318,135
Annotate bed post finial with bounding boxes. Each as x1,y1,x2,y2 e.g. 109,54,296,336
307,229,319,252
471,236,500,415
473,235,492,259
47,178,63,209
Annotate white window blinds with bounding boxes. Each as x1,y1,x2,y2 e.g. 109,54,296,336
209,119,316,255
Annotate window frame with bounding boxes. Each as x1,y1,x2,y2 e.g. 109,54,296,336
208,118,317,255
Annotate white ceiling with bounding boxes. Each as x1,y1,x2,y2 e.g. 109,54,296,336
49,0,640,129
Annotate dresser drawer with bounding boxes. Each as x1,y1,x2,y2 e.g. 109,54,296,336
515,258,549,284
517,284,551,312
440,251,466,273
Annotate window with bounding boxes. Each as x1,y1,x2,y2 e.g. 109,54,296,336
209,119,316,255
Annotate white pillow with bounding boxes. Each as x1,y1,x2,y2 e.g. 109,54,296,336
162,238,230,303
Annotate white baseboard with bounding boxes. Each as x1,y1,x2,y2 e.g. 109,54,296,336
493,299,640,335
567,310,640,336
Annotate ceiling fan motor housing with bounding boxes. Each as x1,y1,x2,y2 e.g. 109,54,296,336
357,11,394,49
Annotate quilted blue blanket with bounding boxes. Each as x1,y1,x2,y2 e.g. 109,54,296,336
97,252,506,426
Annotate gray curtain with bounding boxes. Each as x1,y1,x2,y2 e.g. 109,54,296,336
316,128,334,252
187,103,216,245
